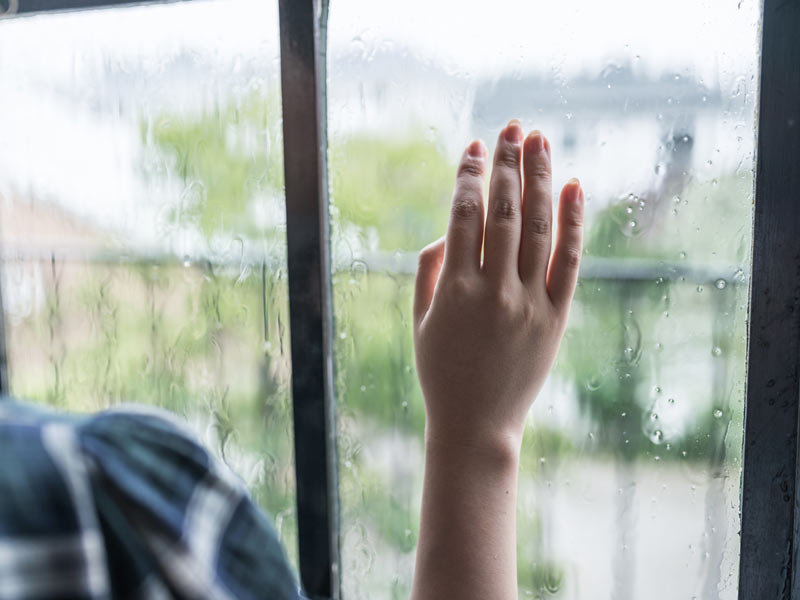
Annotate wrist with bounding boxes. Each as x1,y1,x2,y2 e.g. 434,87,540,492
423,423,523,470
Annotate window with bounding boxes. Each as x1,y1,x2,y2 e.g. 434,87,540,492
1,1,799,599
327,1,759,597
0,0,298,567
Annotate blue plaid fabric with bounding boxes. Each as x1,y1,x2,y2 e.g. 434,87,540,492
0,400,301,600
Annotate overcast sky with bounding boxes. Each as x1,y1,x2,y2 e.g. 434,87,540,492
0,0,760,80
0,0,761,243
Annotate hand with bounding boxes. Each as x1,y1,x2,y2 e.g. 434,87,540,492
413,120,584,451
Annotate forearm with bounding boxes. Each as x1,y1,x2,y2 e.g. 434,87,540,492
410,428,522,600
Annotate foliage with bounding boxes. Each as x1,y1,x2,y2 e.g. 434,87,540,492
330,135,453,251
140,91,284,239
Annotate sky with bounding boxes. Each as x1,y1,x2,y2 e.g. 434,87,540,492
0,0,761,243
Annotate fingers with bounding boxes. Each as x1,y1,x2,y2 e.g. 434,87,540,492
482,120,523,280
519,130,554,291
442,140,487,276
547,179,584,310
414,237,446,325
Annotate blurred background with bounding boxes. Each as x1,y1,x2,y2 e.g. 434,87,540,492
0,0,760,598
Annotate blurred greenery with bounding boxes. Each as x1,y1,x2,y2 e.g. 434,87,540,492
9,93,752,599
330,135,452,251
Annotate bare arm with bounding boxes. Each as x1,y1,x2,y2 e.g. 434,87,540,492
410,122,584,600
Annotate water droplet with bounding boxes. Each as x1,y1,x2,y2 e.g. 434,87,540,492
650,412,659,421
651,429,664,444
539,457,547,465
679,251,687,259
713,408,723,418
654,386,662,394
712,346,722,357
697,285,704,293
667,397,676,405
715,279,727,289
586,375,602,391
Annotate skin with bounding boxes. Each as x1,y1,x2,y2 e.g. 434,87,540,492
410,120,584,600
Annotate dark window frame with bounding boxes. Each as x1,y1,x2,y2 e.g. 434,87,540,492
0,0,798,599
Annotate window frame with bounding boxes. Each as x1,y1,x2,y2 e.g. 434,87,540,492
0,1,798,599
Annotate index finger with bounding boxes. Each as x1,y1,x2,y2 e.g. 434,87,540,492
442,140,487,276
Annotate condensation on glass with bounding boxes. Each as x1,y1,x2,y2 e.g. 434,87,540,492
328,1,760,598
0,0,298,567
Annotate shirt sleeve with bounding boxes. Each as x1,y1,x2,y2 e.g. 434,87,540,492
0,400,302,600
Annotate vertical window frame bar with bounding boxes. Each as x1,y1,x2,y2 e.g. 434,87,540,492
0,276,7,396
738,0,800,597
278,1,340,599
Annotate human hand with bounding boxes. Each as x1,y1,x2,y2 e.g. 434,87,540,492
412,120,584,452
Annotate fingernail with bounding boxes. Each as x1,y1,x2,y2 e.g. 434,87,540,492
526,130,544,153
567,178,582,202
504,119,522,144
467,139,485,158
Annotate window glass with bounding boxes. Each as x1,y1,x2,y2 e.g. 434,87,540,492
328,1,760,598
0,0,297,566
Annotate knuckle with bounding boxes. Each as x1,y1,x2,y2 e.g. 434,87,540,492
564,248,582,268
491,196,518,221
526,216,550,235
563,205,584,228
445,274,473,299
491,289,518,317
451,194,481,219
418,247,439,267
525,161,552,180
496,149,521,170
457,158,484,179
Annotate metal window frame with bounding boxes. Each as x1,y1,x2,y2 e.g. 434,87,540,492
737,0,800,597
0,0,798,598
277,1,340,598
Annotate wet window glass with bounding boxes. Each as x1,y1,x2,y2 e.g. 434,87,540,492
328,1,760,598
0,0,297,567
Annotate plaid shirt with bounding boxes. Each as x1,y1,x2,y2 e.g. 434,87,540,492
0,400,301,600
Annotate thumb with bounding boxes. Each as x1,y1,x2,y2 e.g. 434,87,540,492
413,237,445,325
